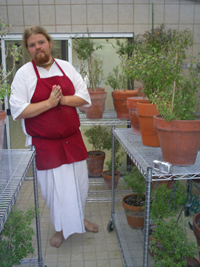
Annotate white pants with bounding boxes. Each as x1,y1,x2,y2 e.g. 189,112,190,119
37,160,89,239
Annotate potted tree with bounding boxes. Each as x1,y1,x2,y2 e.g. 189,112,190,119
126,25,190,147
0,18,21,157
105,39,138,119
0,206,36,267
73,32,107,119
102,133,125,189
122,166,146,228
84,125,111,177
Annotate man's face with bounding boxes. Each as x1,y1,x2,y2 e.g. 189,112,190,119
27,33,52,65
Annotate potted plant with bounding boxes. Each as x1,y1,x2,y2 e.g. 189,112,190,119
122,166,146,228
84,125,111,177
102,133,125,189
0,18,21,157
0,206,36,267
126,25,192,147
150,218,200,267
149,182,200,266
105,39,138,119
73,32,107,119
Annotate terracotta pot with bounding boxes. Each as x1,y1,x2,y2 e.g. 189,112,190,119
79,88,105,114
0,110,6,160
187,257,200,267
86,151,105,177
85,90,107,119
127,96,147,135
122,193,145,228
137,100,160,147
112,90,138,119
153,115,200,166
102,170,120,189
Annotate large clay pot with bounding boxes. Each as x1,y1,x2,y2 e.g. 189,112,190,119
127,96,147,135
137,100,160,147
122,193,145,228
102,170,120,189
153,115,200,166
79,88,105,113
0,110,6,160
86,151,105,177
85,90,107,119
112,90,138,119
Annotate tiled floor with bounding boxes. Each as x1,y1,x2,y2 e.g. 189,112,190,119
15,178,126,267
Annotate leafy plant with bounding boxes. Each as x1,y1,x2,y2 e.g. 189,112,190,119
0,17,21,103
151,218,199,267
105,39,134,91
73,32,103,91
126,24,200,121
84,125,111,154
150,181,187,222
0,206,37,267
123,166,145,205
104,133,125,174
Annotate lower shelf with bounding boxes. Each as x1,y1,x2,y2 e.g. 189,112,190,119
113,211,154,267
87,177,132,202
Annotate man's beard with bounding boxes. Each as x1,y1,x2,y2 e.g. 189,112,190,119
34,51,50,66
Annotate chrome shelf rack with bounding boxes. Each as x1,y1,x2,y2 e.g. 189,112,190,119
0,149,44,267
109,128,200,267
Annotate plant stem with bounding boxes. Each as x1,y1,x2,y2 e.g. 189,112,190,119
171,52,178,112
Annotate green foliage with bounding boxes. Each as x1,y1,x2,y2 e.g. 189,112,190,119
151,218,199,267
84,125,111,152
150,181,187,222
123,166,145,205
126,24,200,120
104,135,125,173
106,39,134,90
73,32,103,91
0,206,37,267
0,17,21,104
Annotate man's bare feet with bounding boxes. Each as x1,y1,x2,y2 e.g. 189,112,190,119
84,219,98,233
49,230,64,248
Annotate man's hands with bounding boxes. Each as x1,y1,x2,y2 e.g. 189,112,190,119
49,85,62,108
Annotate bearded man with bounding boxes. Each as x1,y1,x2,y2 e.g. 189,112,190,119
10,26,98,248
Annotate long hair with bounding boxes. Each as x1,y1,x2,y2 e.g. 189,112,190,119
23,26,53,49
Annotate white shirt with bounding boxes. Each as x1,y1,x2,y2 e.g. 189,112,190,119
10,59,91,146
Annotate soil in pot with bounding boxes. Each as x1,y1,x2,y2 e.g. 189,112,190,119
122,194,145,228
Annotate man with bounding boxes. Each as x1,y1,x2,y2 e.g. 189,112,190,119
10,26,98,248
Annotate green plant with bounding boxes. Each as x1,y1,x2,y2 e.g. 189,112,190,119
0,206,37,267
126,24,200,121
84,125,111,154
151,218,199,267
104,134,125,174
105,39,134,91
73,32,103,91
0,18,21,103
150,181,187,222
123,166,145,205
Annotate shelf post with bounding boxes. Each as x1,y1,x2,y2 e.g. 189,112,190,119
143,167,152,267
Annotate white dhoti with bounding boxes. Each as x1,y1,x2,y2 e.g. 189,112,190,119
37,160,89,239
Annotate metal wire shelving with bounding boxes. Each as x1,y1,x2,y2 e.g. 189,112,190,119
109,128,200,267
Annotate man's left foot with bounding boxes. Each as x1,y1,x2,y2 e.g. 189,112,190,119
84,219,98,232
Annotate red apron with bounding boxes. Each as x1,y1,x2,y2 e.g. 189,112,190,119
25,59,88,170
